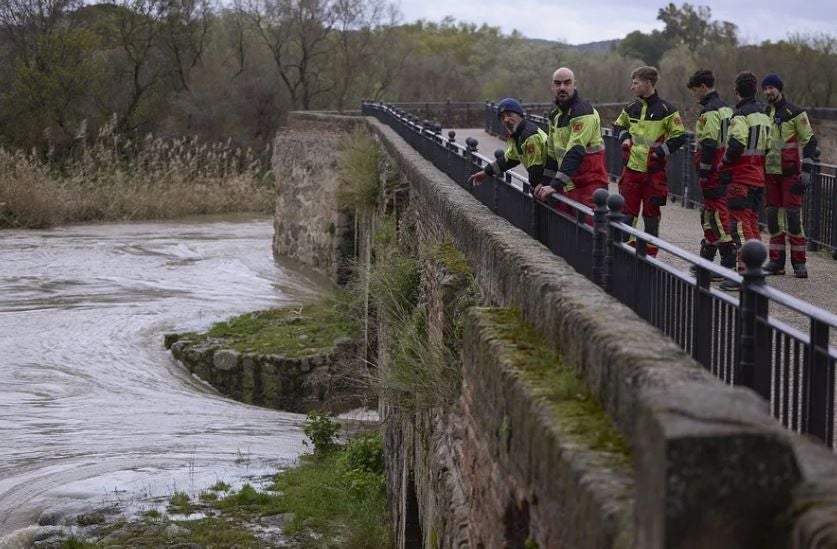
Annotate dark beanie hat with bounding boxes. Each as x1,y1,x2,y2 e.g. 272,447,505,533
762,73,784,91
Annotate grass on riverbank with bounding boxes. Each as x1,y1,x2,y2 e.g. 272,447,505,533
177,295,359,357
60,432,390,548
0,124,273,229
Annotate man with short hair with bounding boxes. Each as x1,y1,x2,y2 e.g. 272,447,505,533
468,97,548,189
613,66,686,256
761,73,820,278
535,67,608,214
717,71,771,291
686,69,736,278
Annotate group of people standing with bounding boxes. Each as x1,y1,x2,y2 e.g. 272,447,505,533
468,65,820,291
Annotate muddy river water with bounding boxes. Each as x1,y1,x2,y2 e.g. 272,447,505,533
0,215,328,541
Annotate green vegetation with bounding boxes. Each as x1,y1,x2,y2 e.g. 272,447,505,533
303,410,342,456
337,132,381,214
484,307,632,460
167,491,193,515
179,297,358,357
267,433,390,548
57,430,390,548
368,221,480,413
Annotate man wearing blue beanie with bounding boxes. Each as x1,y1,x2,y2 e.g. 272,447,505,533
761,72,820,278
468,98,549,190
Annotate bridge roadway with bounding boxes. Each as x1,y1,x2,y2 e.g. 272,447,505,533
450,128,837,343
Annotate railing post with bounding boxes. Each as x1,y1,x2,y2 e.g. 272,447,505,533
603,193,625,294
805,318,834,446
465,137,479,190
805,165,822,252
591,188,609,287
736,240,769,394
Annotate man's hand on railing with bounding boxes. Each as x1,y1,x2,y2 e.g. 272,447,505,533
535,184,558,202
467,171,488,186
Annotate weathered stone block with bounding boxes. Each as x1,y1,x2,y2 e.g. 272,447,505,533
213,350,240,372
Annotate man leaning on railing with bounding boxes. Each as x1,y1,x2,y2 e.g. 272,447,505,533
467,98,549,190
534,67,608,218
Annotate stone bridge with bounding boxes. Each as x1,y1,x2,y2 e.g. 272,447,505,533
272,111,837,549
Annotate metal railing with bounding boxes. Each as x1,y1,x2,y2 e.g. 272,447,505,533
362,99,837,448
484,102,837,257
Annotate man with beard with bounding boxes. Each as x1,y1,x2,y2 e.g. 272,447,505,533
467,97,548,189
761,73,820,278
535,67,608,216
613,66,686,256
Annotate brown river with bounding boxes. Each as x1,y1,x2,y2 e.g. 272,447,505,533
0,215,328,543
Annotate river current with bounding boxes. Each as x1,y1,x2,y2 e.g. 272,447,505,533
0,215,328,541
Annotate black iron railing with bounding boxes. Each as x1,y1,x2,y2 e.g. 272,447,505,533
484,101,837,257
362,99,837,448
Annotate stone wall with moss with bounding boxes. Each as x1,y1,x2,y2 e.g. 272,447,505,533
165,334,363,413
274,112,837,549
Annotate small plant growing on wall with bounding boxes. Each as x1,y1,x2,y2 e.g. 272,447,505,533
303,410,341,456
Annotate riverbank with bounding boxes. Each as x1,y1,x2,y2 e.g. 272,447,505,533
0,131,272,229
18,425,387,548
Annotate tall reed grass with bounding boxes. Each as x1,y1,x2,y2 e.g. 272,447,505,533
0,117,274,228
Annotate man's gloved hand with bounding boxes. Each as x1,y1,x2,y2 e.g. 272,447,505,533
652,143,670,160
791,171,811,194
535,184,558,202
621,139,631,165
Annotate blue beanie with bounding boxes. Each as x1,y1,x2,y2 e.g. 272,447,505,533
761,73,783,92
496,97,525,120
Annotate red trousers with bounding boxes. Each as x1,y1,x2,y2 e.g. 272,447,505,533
618,167,668,256
726,182,763,270
765,173,806,264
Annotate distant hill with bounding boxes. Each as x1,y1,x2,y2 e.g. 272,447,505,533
523,37,620,53
572,39,621,52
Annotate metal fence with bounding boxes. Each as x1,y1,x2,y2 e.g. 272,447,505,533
484,102,837,257
362,99,837,449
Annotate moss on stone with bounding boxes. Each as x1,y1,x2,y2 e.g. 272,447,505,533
182,298,358,357
480,307,632,461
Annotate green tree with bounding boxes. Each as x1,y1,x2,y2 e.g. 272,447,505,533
618,29,671,66
657,2,737,52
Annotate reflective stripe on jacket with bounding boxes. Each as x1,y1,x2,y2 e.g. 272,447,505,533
486,119,547,186
546,91,607,189
722,97,770,187
694,91,733,177
765,98,817,175
613,92,686,173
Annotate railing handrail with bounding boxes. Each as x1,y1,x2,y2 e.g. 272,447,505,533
363,98,837,447
367,99,837,331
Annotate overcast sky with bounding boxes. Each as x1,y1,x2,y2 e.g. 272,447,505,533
395,0,837,45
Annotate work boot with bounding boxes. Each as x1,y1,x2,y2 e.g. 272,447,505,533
763,261,786,276
719,279,741,292
792,263,808,279
690,240,722,280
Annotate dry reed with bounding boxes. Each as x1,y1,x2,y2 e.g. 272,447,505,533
0,117,274,228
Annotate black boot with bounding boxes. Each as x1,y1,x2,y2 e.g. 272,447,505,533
718,245,740,290
691,240,721,279
763,261,786,275
792,262,808,278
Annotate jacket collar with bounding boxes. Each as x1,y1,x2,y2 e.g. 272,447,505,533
700,90,719,106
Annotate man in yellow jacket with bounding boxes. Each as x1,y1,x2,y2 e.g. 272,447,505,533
613,66,686,256
535,67,608,218
468,98,548,190
761,73,820,278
